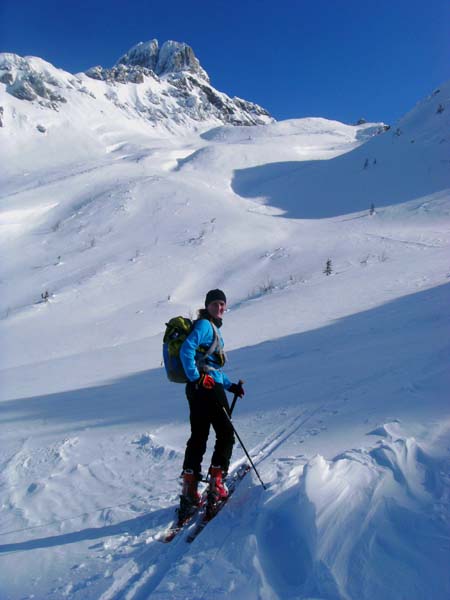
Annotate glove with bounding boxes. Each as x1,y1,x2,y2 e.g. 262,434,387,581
228,381,245,397
196,374,215,390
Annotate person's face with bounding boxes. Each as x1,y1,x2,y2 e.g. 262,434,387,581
207,300,226,320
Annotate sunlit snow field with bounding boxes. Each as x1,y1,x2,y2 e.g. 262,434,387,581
1,64,449,599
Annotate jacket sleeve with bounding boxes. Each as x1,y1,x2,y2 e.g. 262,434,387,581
222,372,232,390
180,320,209,382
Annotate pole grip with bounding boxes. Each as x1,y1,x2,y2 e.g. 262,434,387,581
229,379,244,416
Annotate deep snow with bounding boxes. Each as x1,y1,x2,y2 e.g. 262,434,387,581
0,61,449,600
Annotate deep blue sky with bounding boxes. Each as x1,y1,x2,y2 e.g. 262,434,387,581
1,0,448,125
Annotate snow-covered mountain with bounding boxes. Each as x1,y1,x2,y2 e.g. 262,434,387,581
0,37,449,600
0,39,272,143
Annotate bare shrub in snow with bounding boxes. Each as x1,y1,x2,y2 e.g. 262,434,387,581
257,278,276,294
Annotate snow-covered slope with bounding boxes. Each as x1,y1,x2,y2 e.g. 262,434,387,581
231,86,449,218
0,50,449,600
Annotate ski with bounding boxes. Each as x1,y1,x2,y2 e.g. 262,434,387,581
162,515,193,544
186,463,251,544
161,493,207,543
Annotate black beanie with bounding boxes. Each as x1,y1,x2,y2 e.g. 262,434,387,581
205,289,227,307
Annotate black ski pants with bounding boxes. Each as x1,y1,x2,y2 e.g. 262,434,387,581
183,381,235,478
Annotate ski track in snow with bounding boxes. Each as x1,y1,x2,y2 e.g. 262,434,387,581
97,405,328,600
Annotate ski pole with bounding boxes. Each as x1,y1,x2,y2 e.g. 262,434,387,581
221,405,267,490
229,379,244,416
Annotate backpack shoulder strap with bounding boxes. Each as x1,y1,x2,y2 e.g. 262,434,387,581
206,322,220,356
195,320,220,373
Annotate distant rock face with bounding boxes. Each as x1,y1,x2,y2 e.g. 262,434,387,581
115,39,209,81
116,39,159,71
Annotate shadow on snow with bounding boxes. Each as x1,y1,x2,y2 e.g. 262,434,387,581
1,283,448,430
231,137,448,218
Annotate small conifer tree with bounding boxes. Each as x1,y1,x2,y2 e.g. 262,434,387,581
324,259,333,276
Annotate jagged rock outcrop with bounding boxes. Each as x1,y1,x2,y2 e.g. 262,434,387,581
0,53,68,108
85,63,155,84
115,39,209,81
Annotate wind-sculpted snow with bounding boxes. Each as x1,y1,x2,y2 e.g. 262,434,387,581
252,433,450,600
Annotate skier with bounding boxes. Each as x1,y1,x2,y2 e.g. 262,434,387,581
178,289,244,519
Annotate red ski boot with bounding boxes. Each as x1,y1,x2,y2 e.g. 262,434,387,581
208,466,229,501
181,470,201,502
178,470,201,522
